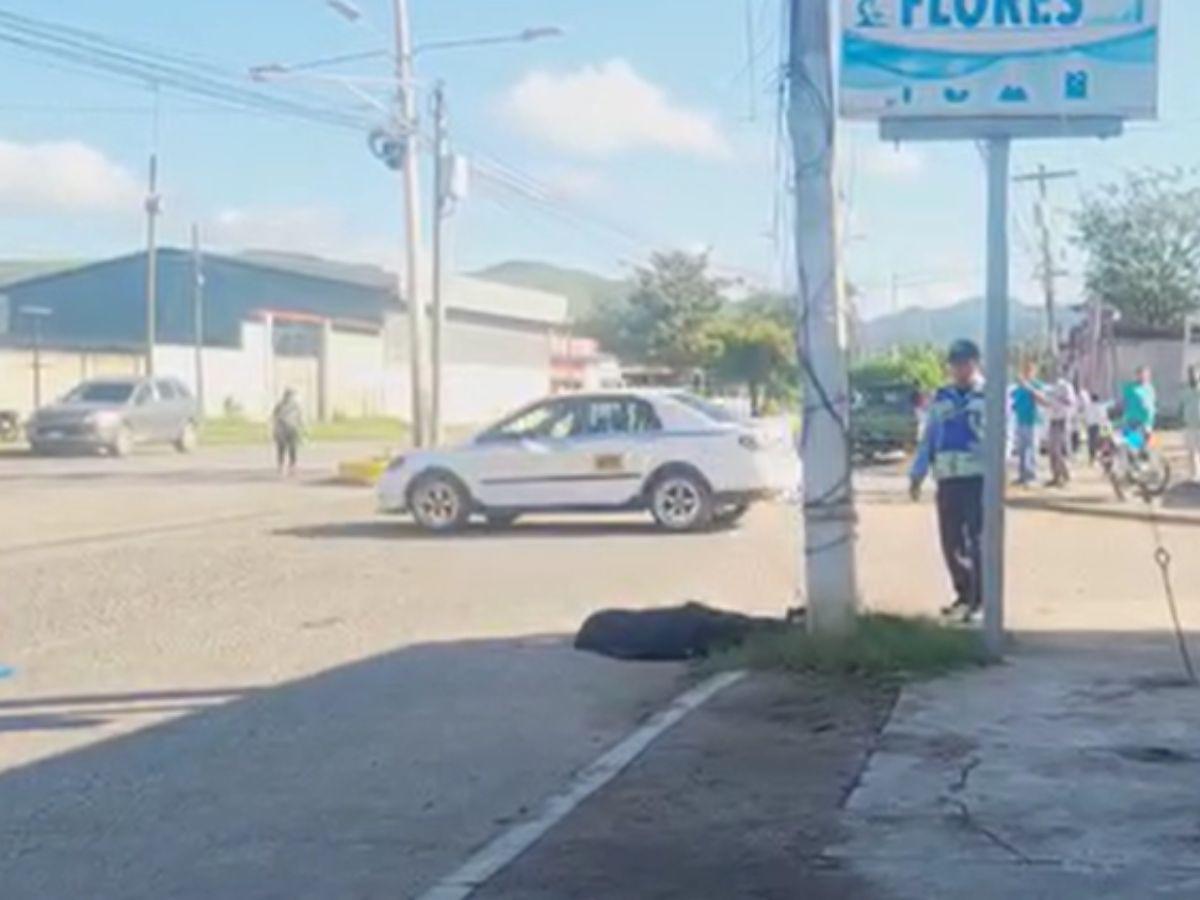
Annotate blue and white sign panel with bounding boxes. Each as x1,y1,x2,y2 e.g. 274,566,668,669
841,1,1160,120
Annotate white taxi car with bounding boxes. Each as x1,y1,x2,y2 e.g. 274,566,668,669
377,390,799,533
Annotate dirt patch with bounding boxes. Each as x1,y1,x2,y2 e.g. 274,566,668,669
475,673,898,900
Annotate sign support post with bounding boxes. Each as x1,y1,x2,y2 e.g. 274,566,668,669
983,136,1010,659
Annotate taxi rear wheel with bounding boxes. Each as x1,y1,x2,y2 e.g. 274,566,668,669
409,472,470,532
649,469,713,532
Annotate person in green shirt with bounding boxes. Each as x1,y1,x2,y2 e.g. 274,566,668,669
1121,366,1157,434
1183,365,1200,481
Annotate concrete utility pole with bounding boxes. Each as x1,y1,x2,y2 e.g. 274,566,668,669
1014,164,1076,359
144,153,162,376
392,0,430,448
430,81,447,446
191,223,206,418
787,0,859,635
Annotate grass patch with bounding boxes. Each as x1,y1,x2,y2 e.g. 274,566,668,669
706,613,989,680
200,416,408,446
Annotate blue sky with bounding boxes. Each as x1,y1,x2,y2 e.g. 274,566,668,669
0,0,1197,319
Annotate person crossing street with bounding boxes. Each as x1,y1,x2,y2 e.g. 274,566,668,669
910,339,986,621
270,388,306,477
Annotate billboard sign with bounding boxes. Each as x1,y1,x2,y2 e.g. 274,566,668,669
840,0,1160,120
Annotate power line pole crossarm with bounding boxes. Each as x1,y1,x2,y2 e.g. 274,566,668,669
787,0,859,635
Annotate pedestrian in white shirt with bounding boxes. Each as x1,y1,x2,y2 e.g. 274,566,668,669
1080,388,1110,465
1042,370,1076,487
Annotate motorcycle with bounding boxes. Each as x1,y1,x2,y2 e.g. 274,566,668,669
1098,424,1171,502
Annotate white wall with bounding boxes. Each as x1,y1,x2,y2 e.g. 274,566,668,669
326,328,386,418
153,321,272,419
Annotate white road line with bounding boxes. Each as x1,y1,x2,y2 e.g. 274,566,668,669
417,670,747,900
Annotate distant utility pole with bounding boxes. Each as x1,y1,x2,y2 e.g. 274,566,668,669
144,153,162,376
430,81,448,446
1014,164,1076,359
391,0,430,448
20,306,52,410
191,223,206,418
787,0,859,635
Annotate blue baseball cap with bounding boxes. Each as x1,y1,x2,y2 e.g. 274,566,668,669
947,339,981,363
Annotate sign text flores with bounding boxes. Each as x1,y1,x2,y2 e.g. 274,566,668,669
840,0,1160,120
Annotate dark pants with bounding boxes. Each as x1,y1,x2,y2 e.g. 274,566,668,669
936,477,983,610
1087,424,1101,464
275,434,298,470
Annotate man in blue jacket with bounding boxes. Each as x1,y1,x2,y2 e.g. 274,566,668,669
910,339,986,620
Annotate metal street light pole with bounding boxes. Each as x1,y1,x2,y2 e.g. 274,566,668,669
192,223,206,419
144,153,161,377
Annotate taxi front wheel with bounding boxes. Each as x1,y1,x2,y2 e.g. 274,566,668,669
409,472,470,532
649,469,713,532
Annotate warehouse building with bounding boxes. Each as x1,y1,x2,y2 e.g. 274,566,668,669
0,249,567,425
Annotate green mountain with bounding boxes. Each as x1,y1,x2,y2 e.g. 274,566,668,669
473,260,628,322
860,297,1047,353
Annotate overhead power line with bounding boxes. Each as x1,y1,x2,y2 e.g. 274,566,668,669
0,9,376,132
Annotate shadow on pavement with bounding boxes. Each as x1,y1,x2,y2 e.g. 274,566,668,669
0,687,259,735
0,634,681,900
1007,495,1200,527
274,518,728,542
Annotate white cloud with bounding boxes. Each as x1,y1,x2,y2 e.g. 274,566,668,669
502,59,732,160
860,143,925,179
0,139,141,213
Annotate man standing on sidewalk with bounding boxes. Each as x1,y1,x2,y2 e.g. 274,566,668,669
1182,365,1200,481
1011,361,1041,487
910,339,986,621
1044,366,1077,488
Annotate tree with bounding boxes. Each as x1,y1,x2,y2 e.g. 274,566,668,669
850,345,943,392
1074,169,1200,329
708,312,797,415
620,251,726,369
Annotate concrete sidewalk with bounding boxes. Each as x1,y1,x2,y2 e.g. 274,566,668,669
833,633,1200,898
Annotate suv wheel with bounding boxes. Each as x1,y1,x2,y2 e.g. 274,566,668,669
111,426,134,458
409,472,471,533
175,422,198,453
649,469,713,532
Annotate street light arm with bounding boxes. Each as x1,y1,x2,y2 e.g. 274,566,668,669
412,26,564,57
246,66,393,114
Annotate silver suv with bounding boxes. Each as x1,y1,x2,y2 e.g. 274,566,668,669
28,376,199,457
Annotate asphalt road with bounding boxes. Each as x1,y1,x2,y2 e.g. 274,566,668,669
0,443,798,900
